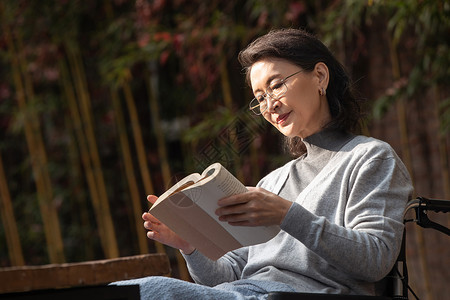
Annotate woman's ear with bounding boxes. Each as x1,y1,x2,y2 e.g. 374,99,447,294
315,62,329,89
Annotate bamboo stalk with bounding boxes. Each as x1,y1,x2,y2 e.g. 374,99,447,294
59,58,110,258
65,44,119,258
102,0,160,255
388,34,432,300
16,32,66,264
0,153,25,266
145,63,190,281
146,70,172,187
65,115,95,260
122,78,165,254
250,140,260,183
4,21,66,264
220,56,234,111
111,89,148,254
219,56,244,181
122,77,155,197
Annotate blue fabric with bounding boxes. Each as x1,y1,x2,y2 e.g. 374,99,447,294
111,276,295,300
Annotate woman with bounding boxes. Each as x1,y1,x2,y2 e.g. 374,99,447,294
113,28,413,299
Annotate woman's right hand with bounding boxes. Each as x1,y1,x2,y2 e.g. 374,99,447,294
143,195,196,255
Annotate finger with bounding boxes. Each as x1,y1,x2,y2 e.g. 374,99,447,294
146,226,167,243
147,230,168,245
221,215,259,227
147,195,158,204
218,212,248,223
142,212,153,221
144,219,160,230
217,194,249,207
216,203,249,217
228,220,253,226
143,221,153,230
224,214,261,227
142,212,161,224
147,221,164,232
147,231,156,240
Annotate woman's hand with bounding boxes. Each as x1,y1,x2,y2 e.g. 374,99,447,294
143,195,196,255
215,187,292,227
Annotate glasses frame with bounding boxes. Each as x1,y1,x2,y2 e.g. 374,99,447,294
248,69,303,115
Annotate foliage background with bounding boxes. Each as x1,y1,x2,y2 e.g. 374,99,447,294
0,0,448,299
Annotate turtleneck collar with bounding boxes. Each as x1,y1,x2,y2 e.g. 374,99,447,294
302,129,354,156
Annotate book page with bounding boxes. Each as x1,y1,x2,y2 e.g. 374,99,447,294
151,173,202,208
201,163,248,196
182,163,280,246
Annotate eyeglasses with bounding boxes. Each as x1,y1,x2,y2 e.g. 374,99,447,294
249,70,303,115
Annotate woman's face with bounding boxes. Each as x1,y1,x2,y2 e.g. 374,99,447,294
249,58,331,139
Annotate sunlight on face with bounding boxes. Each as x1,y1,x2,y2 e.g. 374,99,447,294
249,59,331,139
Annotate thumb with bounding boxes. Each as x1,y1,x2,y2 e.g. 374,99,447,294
147,195,158,205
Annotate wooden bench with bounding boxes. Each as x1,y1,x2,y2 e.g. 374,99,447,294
0,253,170,298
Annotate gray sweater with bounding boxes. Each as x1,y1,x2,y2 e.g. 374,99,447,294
183,130,413,296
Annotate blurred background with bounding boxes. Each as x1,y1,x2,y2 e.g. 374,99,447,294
0,0,448,299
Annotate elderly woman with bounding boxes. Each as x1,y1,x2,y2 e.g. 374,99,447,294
114,28,413,299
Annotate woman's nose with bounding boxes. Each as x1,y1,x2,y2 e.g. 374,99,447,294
265,96,280,113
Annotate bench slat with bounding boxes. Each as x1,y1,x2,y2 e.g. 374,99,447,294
0,254,171,294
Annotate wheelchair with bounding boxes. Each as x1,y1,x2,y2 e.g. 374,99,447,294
267,197,450,300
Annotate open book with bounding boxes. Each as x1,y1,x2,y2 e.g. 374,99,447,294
149,163,280,260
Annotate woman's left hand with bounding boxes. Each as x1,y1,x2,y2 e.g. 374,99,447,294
215,187,292,226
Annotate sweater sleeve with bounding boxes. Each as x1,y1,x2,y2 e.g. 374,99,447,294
182,246,248,286
281,154,413,282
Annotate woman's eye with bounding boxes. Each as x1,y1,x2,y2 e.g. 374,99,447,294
270,82,283,92
256,95,265,103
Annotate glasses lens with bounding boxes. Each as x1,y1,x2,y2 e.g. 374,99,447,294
249,98,262,114
267,81,286,98
259,99,267,113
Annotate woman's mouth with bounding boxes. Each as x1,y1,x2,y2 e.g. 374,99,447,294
276,112,291,125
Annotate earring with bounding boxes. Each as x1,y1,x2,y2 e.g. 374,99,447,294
319,87,326,96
